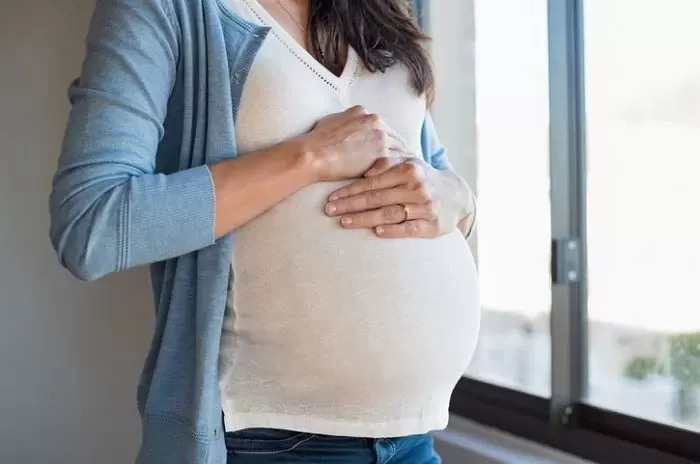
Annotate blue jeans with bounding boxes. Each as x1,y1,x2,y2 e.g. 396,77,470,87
224,428,441,463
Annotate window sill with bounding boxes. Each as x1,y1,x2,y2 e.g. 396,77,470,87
434,415,592,464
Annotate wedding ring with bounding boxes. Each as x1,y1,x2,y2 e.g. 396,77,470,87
398,204,410,223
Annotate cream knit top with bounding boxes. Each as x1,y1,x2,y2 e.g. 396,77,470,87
220,0,481,438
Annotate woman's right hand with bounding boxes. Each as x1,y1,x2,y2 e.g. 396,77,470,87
299,105,410,182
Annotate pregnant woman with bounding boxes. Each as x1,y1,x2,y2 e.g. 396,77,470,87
49,0,480,463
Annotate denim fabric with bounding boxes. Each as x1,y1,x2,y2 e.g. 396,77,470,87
225,429,441,464
49,0,452,462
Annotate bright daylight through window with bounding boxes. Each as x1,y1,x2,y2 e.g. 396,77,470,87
424,0,700,435
427,0,552,397
584,0,700,431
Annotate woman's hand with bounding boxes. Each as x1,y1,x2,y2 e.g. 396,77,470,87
324,157,475,238
299,106,410,182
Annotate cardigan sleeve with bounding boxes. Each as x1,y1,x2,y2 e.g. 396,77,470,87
49,0,217,281
420,111,452,171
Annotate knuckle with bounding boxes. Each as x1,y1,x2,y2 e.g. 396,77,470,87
382,205,403,222
425,201,438,220
371,128,385,142
351,105,368,115
368,191,382,207
415,185,432,203
364,113,382,128
402,161,421,179
407,221,421,236
366,176,380,192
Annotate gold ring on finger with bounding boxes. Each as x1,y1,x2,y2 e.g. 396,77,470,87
398,203,410,223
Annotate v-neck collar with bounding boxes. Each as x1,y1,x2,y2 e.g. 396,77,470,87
243,0,359,92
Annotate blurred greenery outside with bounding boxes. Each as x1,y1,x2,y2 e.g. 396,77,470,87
624,332,700,420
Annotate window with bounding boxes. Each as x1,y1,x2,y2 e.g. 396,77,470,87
584,0,700,432
419,0,700,461
425,0,552,397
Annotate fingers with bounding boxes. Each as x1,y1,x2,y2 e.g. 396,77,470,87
357,110,407,145
375,220,439,238
325,187,426,216
330,160,427,201
355,108,412,159
339,204,407,228
339,204,438,229
346,104,369,116
364,157,405,178
329,163,408,200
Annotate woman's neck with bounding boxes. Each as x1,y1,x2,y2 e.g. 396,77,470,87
258,0,310,50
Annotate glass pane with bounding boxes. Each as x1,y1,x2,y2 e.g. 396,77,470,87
584,0,700,431
425,0,552,396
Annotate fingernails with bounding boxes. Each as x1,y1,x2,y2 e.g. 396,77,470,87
328,194,339,201
376,226,384,235
326,204,336,214
341,217,353,226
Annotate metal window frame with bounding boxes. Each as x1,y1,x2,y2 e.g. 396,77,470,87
451,379,700,463
419,0,700,462
547,0,588,429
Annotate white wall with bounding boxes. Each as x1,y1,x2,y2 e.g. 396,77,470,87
427,0,477,191
427,0,479,259
0,2,153,463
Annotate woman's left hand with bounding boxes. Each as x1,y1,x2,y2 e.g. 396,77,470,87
324,157,475,238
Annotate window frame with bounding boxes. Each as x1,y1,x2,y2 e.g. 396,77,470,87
452,378,700,463
417,0,700,462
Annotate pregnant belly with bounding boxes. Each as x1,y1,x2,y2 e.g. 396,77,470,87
228,181,480,406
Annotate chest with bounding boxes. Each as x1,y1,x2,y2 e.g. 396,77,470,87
226,0,427,155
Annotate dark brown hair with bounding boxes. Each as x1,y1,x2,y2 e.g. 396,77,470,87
308,0,434,100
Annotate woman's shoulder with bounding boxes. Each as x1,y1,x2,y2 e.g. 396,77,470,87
98,0,266,63
167,0,260,31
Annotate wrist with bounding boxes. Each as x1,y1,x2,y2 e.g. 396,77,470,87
288,136,322,184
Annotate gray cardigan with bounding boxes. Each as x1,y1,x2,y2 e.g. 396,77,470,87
49,0,451,462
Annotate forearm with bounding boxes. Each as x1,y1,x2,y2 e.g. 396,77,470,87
211,139,316,238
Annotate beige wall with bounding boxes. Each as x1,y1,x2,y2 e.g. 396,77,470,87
0,2,153,463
